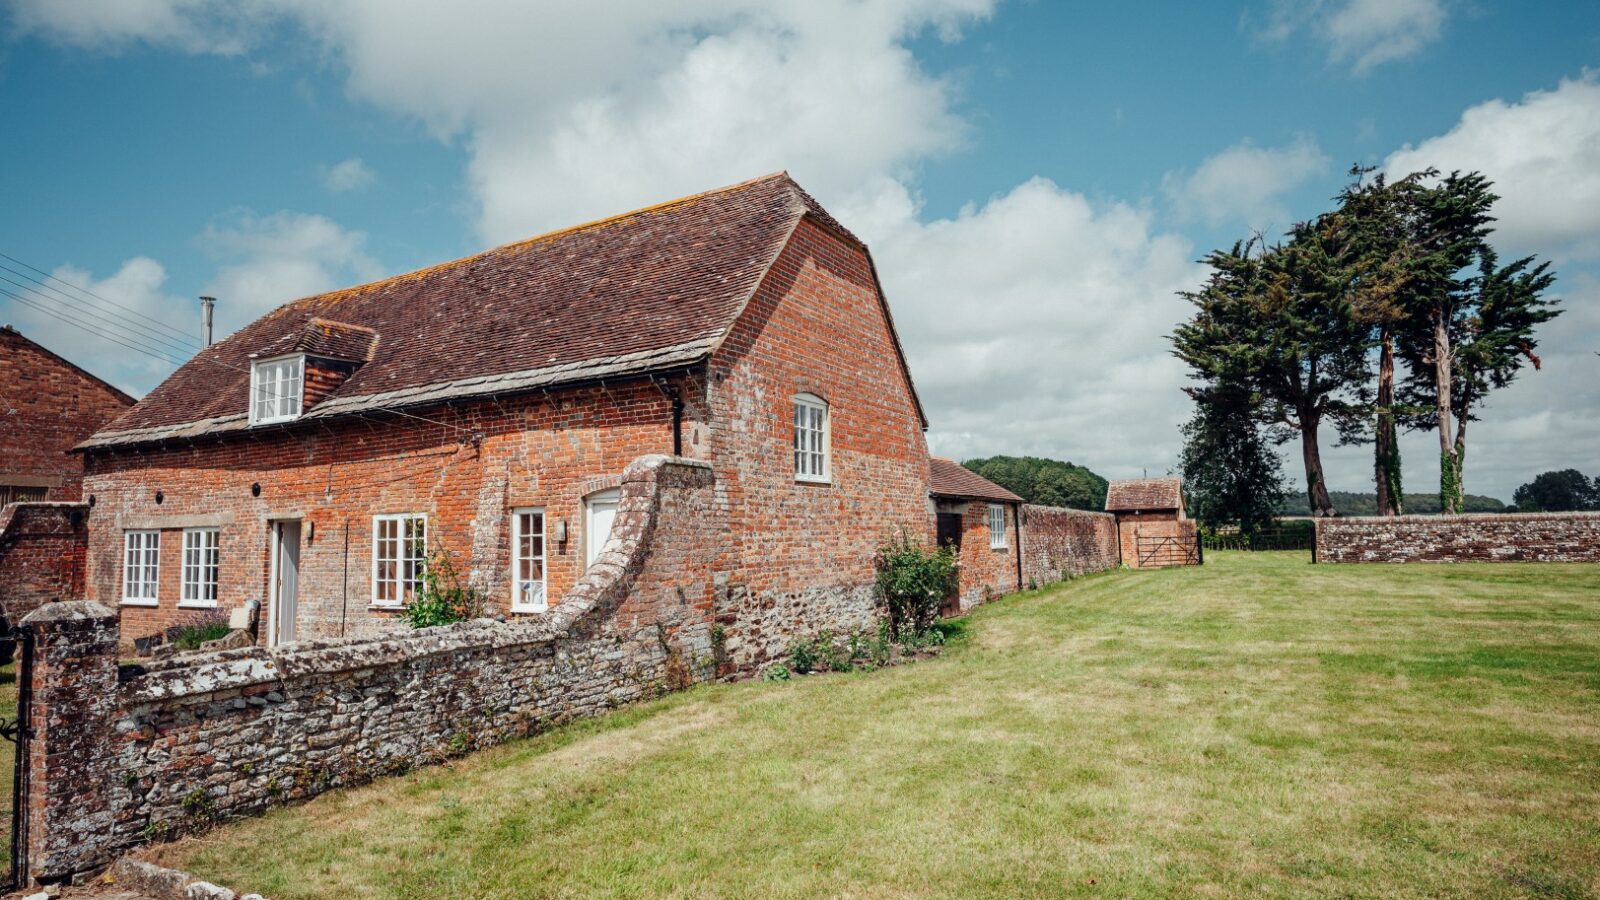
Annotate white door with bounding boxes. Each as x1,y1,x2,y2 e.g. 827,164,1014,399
270,520,301,646
585,489,620,568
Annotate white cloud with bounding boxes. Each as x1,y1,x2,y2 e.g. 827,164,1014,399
317,157,375,193
198,210,383,333
4,0,995,240
6,0,261,54
1163,136,1330,229
1252,0,1448,74
1385,73,1600,262
0,257,193,396
864,178,1204,480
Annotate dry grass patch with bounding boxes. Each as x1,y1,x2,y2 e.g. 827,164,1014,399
154,553,1600,898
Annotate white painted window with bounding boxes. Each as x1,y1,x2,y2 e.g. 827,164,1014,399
372,513,427,606
122,530,160,606
793,393,830,483
250,355,305,424
180,528,220,607
511,508,547,612
585,489,620,568
988,504,1008,549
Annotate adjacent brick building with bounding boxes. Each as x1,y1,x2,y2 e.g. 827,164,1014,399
930,457,1022,610
76,173,933,659
1105,477,1199,568
0,324,134,503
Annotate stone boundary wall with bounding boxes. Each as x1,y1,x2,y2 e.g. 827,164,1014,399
1315,511,1600,563
1020,505,1119,587
0,501,87,624
16,456,724,885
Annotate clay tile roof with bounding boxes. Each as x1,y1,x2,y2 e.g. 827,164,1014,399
929,457,1023,503
1105,477,1183,512
83,172,915,450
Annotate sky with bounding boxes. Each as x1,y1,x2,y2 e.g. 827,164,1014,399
1,0,1597,503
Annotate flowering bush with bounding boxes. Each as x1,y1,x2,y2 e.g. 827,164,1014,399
874,532,958,640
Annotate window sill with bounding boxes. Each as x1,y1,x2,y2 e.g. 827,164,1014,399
510,606,549,615
990,545,1009,551
795,475,832,486
368,603,405,612
250,414,301,427
177,600,219,610
120,598,159,608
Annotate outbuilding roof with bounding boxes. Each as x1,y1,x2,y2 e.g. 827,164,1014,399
82,172,923,450
929,457,1024,504
1104,477,1184,512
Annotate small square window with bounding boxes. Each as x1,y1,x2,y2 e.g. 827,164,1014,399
251,355,305,425
122,530,160,606
988,504,1008,549
372,514,427,606
793,394,830,483
511,508,547,612
180,528,220,607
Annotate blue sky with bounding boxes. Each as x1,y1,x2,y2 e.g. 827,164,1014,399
2,0,1597,502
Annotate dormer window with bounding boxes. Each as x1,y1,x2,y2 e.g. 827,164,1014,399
251,355,304,424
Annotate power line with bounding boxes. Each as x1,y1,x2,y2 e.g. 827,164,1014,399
0,250,200,347
0,270,201,358
0,258,474,437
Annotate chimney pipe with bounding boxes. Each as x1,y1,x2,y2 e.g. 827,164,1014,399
199,296,216,346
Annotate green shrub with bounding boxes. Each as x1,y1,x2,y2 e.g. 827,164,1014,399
874,532,957,640
762,664,791,682
402,547,487,629
166,609,232,650
787,636,819,674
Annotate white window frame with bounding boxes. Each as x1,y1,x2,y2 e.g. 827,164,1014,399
250,354,305,425
510,507,548,613
793,393,831,484
988,504,1008,550
122,530,160,606
371,513,427,607
179,527,220,608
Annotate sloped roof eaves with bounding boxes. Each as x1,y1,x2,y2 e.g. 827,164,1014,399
929,458,1024,503
76,338,715,451
91,172,805,440
1105,478,1183,511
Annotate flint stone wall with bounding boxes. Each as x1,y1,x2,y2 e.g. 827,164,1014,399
1020,505,1119,587
1315,511,1600,563
18,456,733,885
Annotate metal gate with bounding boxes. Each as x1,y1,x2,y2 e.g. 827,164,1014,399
1136,533,1201,568
2,628,32,891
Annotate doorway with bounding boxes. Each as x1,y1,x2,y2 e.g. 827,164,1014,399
269,520,301,646
585,489,620,568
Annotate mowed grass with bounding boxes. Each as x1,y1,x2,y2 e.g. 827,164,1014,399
154,553,1600,899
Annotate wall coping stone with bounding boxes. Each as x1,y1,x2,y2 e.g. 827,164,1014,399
1317,511,1600,526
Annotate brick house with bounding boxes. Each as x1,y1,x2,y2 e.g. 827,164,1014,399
930,457,1023,611
1105,477,1199,568
1,324,134,504
75,173,933,658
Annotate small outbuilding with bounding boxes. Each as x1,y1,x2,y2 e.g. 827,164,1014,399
929,457,1023,612
1105,477,1200,568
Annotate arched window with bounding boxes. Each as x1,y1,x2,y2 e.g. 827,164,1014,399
793,393,830,483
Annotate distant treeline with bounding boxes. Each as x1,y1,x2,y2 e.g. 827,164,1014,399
1278,491,1505,517
961,455,1108,511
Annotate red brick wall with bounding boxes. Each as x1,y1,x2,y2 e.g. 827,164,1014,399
1116,510,1200,568
706,216,932,662
0,327,134,501
1020,504,1118,586
84,376,704,647
0,502,88,623
937,500,1019,609
1315,512,1600,563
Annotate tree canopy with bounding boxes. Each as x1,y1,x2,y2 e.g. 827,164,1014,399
961,456,1108,510
1511,470,1598,512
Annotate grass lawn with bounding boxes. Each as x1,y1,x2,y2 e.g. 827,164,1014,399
153,553,1600,898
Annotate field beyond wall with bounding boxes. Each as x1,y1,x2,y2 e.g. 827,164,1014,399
152,553,1600,898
